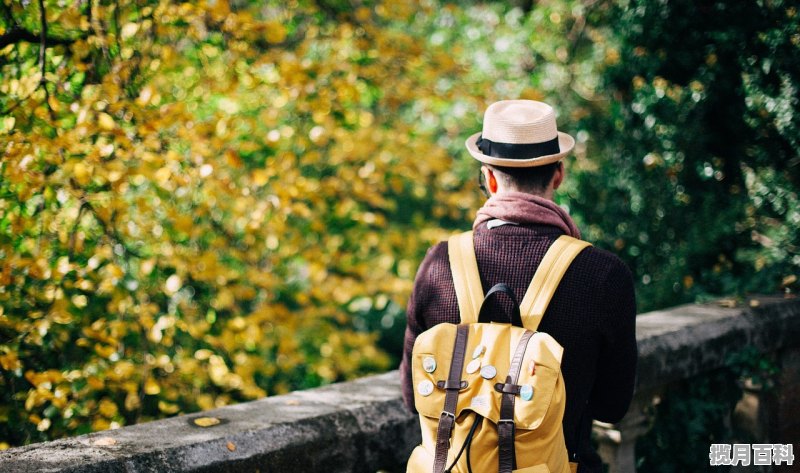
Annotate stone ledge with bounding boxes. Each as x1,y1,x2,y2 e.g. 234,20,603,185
635,296,800,389
0,372,420,473
2,297,798,472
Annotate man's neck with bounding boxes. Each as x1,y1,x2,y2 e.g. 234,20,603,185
492,188,554,201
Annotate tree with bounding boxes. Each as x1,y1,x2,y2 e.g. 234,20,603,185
572,0,799,309
0,0,476,446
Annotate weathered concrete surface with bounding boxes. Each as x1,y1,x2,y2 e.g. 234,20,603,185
0,371,420,473
774,346,800,448
1,297,798,473
635,296,800,390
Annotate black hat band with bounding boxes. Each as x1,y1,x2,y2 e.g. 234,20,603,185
476,135,560,160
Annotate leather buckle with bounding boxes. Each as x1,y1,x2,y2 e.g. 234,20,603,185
437,380,468,391
494,382,521,395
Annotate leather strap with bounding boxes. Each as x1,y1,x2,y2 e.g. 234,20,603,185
519,235,591,331
448,232,483,323
433,324,469,473
478,283,523,327
497,329,535,473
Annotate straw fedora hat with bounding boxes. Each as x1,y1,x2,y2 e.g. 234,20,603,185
465,100,575,167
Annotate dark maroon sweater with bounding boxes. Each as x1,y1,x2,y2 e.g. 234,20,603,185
400,222,637,472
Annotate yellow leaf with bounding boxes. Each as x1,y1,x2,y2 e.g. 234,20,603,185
252,169,269,186
73,162,92,186
197,394,215,411
682,275,694,289
91,418,111,431
144,377,161,395
98,113,116,131
265,22,286,43
355,7,371,22
37,418,51,432
98,398,118,418
2,116,16,133
193,416,221,427
0,352,21,371
121,22,139,40
71,294,88,309
88,376,104,390
124,391,141,411
717,298,737,308
50,304,73,324
154,167,171,184
165,274,182,295
158,401,180,414
94,344,116,359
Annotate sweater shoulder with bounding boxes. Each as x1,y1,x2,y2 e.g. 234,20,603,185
574,244,632,278
562,243,635,298
416,241,450,279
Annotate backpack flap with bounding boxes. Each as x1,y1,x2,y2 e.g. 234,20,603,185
411,322,564,430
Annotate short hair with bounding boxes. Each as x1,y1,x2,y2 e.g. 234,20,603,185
486,162,561,194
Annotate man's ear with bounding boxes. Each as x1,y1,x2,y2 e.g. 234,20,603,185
551,161,564,190
481,166,498,194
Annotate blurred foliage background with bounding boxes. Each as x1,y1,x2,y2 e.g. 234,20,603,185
0,0,797,450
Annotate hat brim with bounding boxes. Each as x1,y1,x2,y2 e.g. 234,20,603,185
464,131,575,167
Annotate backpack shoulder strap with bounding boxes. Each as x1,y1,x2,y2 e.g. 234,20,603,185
520,235,591,331
447,231,483,324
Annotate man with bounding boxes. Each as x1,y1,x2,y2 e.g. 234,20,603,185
399,100,638,473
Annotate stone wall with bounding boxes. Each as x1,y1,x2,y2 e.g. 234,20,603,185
1,296,798,473
597,296,800,473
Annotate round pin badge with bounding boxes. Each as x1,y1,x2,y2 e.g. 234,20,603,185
422,357,437,373
417,380,434,397
480,365,497,380
520,384,534,401
465,359,481,374
471,345,485,359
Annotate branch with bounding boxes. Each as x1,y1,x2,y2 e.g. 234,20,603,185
85,0,92,26
567,0,604,61
83,200,145,259
68,200,89,256
0,3,88,116
519,0,535,14
0,0,15,25
38,0,47,71
0,87,35,116
38,0,56,121
113,0,121,52
0,25,86,49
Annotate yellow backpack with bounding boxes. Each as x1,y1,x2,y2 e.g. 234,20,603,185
407,232,590,473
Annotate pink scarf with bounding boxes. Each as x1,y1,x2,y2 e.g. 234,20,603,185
473,191,581,238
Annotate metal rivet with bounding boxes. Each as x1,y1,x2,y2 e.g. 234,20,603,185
465,359,481,375
480,365,497,380
520,384,534,401
417,380,434,397
422,357,437,373
471,345,485,359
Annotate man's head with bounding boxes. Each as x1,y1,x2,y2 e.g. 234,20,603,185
480,161,563,198
465,100,573,199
